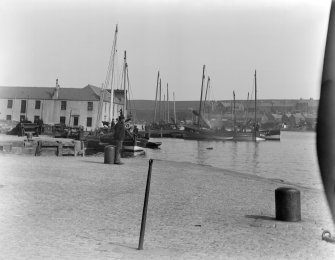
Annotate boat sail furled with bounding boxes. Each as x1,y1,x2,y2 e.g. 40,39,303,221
233,70,265,141
183,65,234,141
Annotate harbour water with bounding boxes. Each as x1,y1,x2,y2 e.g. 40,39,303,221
145,131,322,189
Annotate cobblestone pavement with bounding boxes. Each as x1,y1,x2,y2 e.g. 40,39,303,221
0,154,334,259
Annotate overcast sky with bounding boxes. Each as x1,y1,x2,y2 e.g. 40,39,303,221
0,0,331,100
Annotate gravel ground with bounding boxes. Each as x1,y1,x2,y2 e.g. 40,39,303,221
0,154,334,259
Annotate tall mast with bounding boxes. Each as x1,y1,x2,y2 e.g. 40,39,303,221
158,79,161,123
173,92,176,124
254,70,257,141
110,24,118,121
198,65,206,126
233,91,236,135
203,76,210,115
245,92,249,124
126,64,131,120
167,83,169,123
163,94,166,123
122,50,127,119
153,71,160,123
96,24,118,128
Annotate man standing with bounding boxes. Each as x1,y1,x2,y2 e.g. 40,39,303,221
114,115,125,164
110,118,115,128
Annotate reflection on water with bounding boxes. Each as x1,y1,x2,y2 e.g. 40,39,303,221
145,131,321,189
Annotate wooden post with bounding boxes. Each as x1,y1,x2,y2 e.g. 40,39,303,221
57,142,63,156
138,159,154,250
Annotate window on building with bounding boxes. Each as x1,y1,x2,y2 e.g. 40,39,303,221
34,116,40,123
6,115,11,120
60,116,66,124
88,102,93,111
20,115,26,122
61,101,67,110
35,100,41,109
87,117,92,127
7,100,13,109
73,116,79,126
21,100,26,113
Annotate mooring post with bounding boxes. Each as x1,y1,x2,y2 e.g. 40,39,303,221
138,159,154,250
275,187,301,222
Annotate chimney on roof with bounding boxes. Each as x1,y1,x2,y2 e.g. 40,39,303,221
52,79,60,99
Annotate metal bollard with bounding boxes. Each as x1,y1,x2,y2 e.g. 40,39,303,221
104,145,115,164
275,187,301,222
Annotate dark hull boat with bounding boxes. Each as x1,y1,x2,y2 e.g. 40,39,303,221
183,125,234,141
86,129,162,155
259,129,281,141
233,131,265,141
183,65,235,141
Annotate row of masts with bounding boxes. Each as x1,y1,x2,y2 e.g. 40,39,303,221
96,24,133,128
153,70,177,125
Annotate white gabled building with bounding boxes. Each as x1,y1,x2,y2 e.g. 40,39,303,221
0,81,111,131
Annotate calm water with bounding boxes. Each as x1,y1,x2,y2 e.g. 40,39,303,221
145,131,322,189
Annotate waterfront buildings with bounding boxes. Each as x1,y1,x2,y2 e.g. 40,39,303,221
0,81,111,131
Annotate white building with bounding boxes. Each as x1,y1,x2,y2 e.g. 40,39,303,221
0,81,112,131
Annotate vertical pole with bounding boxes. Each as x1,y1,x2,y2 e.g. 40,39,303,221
153,71,160,123
173,92,176,124
245,92,249,124
123,51,127,119
203,76,210,116
163,94,166,123
167,83,169,124
233,91,236,136
254,70,257,141
138,159,154,250
159,79,161,123
109,24,118,122
198,65,205,126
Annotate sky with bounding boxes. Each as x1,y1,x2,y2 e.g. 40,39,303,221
0,0,331,101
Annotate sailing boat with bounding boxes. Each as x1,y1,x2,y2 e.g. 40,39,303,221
146,71,183,138
233,70,265,141
86,26,159,153
183,65,234,141
99,51,152,152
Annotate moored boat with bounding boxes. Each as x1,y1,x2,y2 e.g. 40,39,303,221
259,129,281,141
183,125,233,141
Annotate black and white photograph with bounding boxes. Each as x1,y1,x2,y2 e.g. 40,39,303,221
0,0,335,259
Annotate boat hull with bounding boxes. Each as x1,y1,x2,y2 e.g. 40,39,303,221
183,126,234,141
260,129,281,141
233,133,266,141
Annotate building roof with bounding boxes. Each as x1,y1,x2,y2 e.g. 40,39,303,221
0,85,111,102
